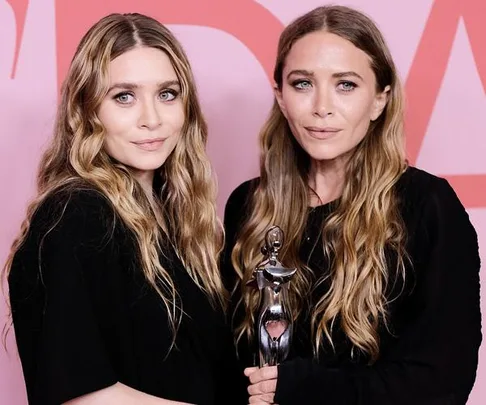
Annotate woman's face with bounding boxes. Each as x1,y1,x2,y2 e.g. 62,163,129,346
98,46,185,176
275,30,389,166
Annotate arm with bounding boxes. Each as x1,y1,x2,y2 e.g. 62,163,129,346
212,326,249,405
63,383,192,405
8,191,194,405
221,179,255,291
248,178,482,405
220,180,260,404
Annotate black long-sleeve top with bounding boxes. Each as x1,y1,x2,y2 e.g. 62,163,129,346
222,166,482,405
8,188,244,405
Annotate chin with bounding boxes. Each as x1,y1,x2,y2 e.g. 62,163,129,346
300,142,354,163
303,149,341,162
136,162,166,171
126,157,168,172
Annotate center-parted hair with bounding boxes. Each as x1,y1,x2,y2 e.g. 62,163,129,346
231,5,408,363
3,13,226,341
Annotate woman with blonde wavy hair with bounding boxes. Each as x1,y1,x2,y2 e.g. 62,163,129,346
4,13,244,405
223,5,481,405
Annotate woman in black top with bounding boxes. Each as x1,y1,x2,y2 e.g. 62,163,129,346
5,13,243,405
223,5,481,405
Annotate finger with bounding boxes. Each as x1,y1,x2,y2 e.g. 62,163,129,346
244,366,259,377
248,393,275,403
248,379,278,395
248,366,278,384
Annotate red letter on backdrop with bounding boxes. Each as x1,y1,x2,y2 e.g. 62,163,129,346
6,0,28,79
405,0,486,207
52,0,283,86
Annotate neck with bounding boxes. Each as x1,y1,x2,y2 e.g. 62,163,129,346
308,157,347,207
133,169,155,202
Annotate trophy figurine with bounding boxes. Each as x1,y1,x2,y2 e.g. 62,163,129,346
246,225,297,367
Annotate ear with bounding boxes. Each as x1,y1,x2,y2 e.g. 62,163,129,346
274,84,288,119
370,85,390,121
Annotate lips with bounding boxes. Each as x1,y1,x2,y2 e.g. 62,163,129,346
131,138,166,151
304,126,341,140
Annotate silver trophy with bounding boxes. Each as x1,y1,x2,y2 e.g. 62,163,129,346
246,226,297,367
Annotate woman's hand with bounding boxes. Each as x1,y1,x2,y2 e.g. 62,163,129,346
244,366,278,404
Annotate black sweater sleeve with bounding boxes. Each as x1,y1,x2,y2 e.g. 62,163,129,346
221,179,257,292
221,180,260,404
274,178,482,405
8,190,119,405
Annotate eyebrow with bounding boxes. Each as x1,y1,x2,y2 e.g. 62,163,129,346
108,80,180,92
286,69,364,81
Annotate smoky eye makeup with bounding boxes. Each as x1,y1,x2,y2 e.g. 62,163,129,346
158,88,180,101
112,91,135,104
291,79,312,90
337,80,358,92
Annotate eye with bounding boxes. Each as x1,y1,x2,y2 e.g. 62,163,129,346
337,81,357,92
159,89,179,101
113,92,134,104
292,80,312,90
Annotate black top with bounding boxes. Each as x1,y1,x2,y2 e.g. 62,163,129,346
9,189,243,405
222,166,482,405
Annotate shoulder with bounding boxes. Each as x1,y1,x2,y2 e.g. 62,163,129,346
9,187,123,300
397,166,453,202
38,186,112,216
224,178,260,220
397,166,478,252
223,178,259,242
226,178,260,206
25,186,119,249
397,166,467,218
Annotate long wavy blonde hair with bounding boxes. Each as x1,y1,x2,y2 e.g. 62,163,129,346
232,5,408,363
3,13,226,339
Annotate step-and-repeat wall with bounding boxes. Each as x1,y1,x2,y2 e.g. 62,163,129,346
1,0,485,403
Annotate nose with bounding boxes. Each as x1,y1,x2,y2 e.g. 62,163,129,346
138,98,162,130
313,86,333,118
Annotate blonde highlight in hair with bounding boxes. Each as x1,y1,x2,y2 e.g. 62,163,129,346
232,5,408,363
3,13,226,344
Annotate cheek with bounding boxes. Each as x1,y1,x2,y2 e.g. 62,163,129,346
98,103,134,137
336,96,373,129
97,107,134,161
173,109,185,131
281,91,309,124
166,106,186,137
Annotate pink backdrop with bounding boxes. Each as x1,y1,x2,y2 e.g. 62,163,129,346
1,0,485,403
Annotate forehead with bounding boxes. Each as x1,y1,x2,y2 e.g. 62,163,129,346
284,31,374,77
108,46,178,83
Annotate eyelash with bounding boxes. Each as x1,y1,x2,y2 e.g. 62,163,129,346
291,79,358,92
159,89,179,101
337,81,357,92
113,89,180,104
113,92,134,104
292,80,312,90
